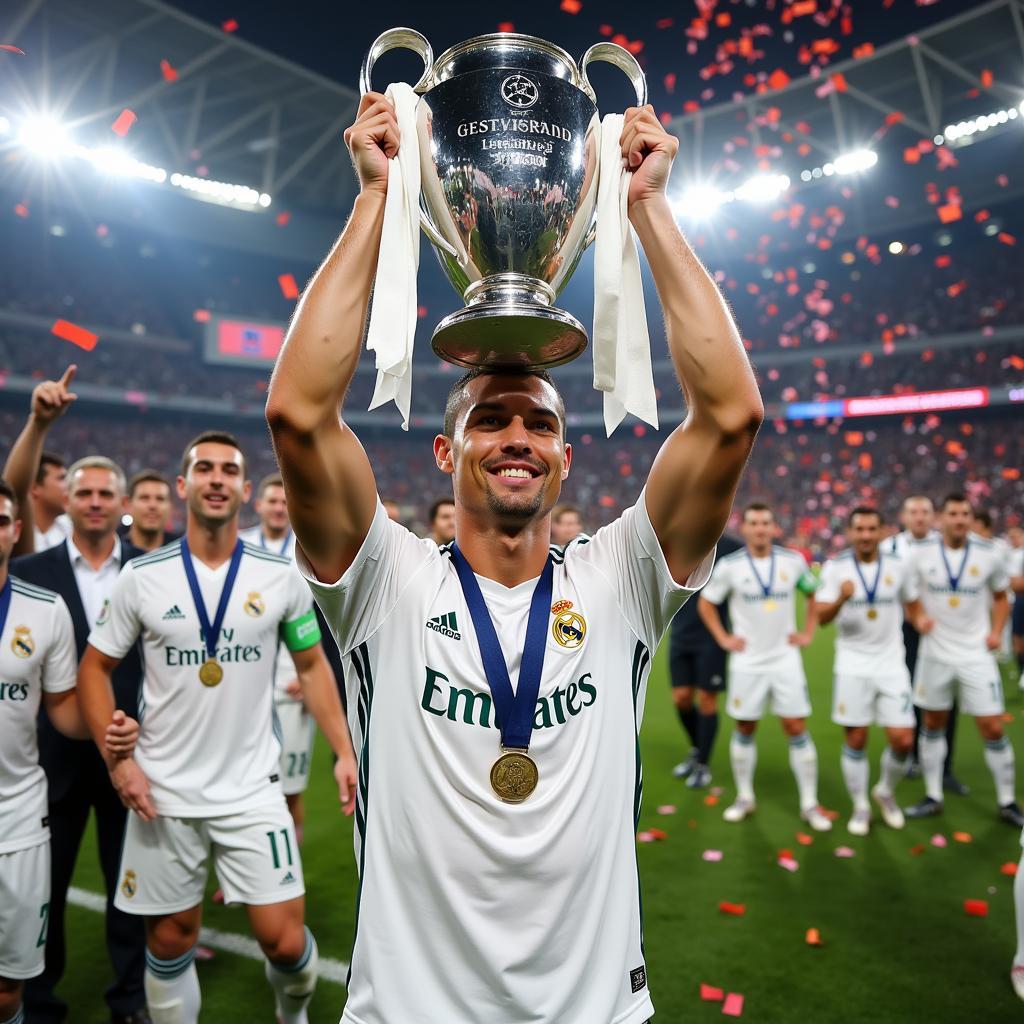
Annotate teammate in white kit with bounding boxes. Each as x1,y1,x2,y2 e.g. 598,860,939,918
903,493,1023,826
239,474,316,839
817,507,922,835
698,502,829,831
76,433,358,1024
0,479,133,1024
266,93,763,1024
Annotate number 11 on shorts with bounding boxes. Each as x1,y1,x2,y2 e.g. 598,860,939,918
266,828,294,869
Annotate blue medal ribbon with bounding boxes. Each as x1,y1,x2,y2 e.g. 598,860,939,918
745,548,776,600
259,529,291,557
180,538,244,661
939,540,970,594
0,576,12,647
449,544,553,751
852,553,882,607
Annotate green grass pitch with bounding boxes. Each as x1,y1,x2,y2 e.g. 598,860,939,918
62,631,1024,1022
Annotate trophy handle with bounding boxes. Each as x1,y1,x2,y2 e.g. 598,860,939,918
359,27,435,96
358,29,461,262
577,43,648,107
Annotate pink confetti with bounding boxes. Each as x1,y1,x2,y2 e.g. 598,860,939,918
931,834,948,848
0,44,26,54
701,983,725,1001
702,849,724,862
723,993,745,1017
636,831,656,843
835,846,857,858
221,18,239,32
778,856,800,872
657,805,677,815
111,109,137,137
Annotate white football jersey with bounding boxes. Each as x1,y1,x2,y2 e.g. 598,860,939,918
299,495,714,1024
0,576,77,854
88,539,321,817
909,537,1009,663
700,546,818,670
818,552,917,674
239,526,299,703
885,529,938,559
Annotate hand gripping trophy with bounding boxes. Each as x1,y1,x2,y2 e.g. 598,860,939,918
359,29,647,371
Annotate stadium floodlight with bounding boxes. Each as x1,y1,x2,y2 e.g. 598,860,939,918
672,183,730,220
888,241,904,255
85,146,167,184
833,149,877,175
18,116,71,159
735,173,790,203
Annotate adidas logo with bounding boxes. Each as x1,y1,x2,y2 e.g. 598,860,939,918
426,611,461,640
162,605,185,620
280,871,296,885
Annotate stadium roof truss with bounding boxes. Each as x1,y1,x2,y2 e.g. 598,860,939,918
0,0,362,208
667,0,1024,188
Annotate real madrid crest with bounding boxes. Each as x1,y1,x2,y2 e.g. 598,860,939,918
551,599,586,649
121,869,137,899
243,591,265,618
884,575,894,586
11,625,34,659
969,565,980,576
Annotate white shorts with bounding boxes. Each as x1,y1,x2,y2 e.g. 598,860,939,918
832,670,916,728
727,663,811,721
0,840,50,979
114,802,305,915
276,700,315,796
913,655,1004,717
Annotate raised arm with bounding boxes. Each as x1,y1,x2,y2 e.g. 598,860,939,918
266,94,398,584
2,365,77,555
622,108,764,582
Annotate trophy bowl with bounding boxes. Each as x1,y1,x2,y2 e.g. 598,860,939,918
360,29,646,370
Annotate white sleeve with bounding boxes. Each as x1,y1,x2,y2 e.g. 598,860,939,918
899,562,920,602
816,560,839,605
700,557,732,606
988,556,1010,594
295,497,436,656
568,489,716,652
42,596,79,694
87,566,142,660
283,565,316,623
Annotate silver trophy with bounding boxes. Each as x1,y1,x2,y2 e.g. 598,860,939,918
360,29,646,370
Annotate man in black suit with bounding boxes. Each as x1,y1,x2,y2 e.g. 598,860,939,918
13,452,149,1023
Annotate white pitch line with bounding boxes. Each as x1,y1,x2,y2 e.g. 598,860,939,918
67,886,349,984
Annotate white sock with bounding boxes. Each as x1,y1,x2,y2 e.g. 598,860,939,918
789,733,819,811
144,948,201,1024
877,746,909,797
1014,849,1024,969
729,732,757,803
984,736,1017,807
841,745,870,811
919,728,947,803
265,926,318,1024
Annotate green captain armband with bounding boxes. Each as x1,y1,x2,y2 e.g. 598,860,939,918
796,570,820,597
281,610,322,651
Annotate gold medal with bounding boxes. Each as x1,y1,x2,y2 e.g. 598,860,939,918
490,748,539,803
948,595,960,608
866,608,878,620
763,599,777,611
199,658,223,687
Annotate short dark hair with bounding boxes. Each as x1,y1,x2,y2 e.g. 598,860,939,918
552,503,581,522
256,473,284,498
36,451,65,485
848,505,882,526
442,368,565,439
743,501,773,521
972,509,993,530
0,477,18,513
940,492,971,511
128,470,170,498
181,431,246,476
429,497,455,524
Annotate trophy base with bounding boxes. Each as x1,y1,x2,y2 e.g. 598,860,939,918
431,303,588,371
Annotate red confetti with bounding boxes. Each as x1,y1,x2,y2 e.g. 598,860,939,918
853,42,875,59
768,69,791,90
0,44,26,55
560,0,582,11
278,273,300,300
806,927,824,946
656,17,674,29
13,202,29,218
160,59,178,82
52,319,98,351
1001,862,1019,877
723,993,745,1017
963,899,989,917
903,147,921,165
980,69,993,89
791,0,818,15
831,72,849,93
221,18,239,32
934,254,952,267
193,309,211,323
719,901,746,916
111,109,137,137
936,203,962,224
998,232,1016,246
884,111,905,126
498,21,515,33
275,211,291,227
716,12,731,26
701,984,725,1002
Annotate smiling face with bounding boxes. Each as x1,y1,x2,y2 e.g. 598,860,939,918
129,480,171,533
256,484,290,534
435,373,571,530
178,442,251,529
847,511,882,559
940,499,973,545
0,496,22,570
67,467,124,543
